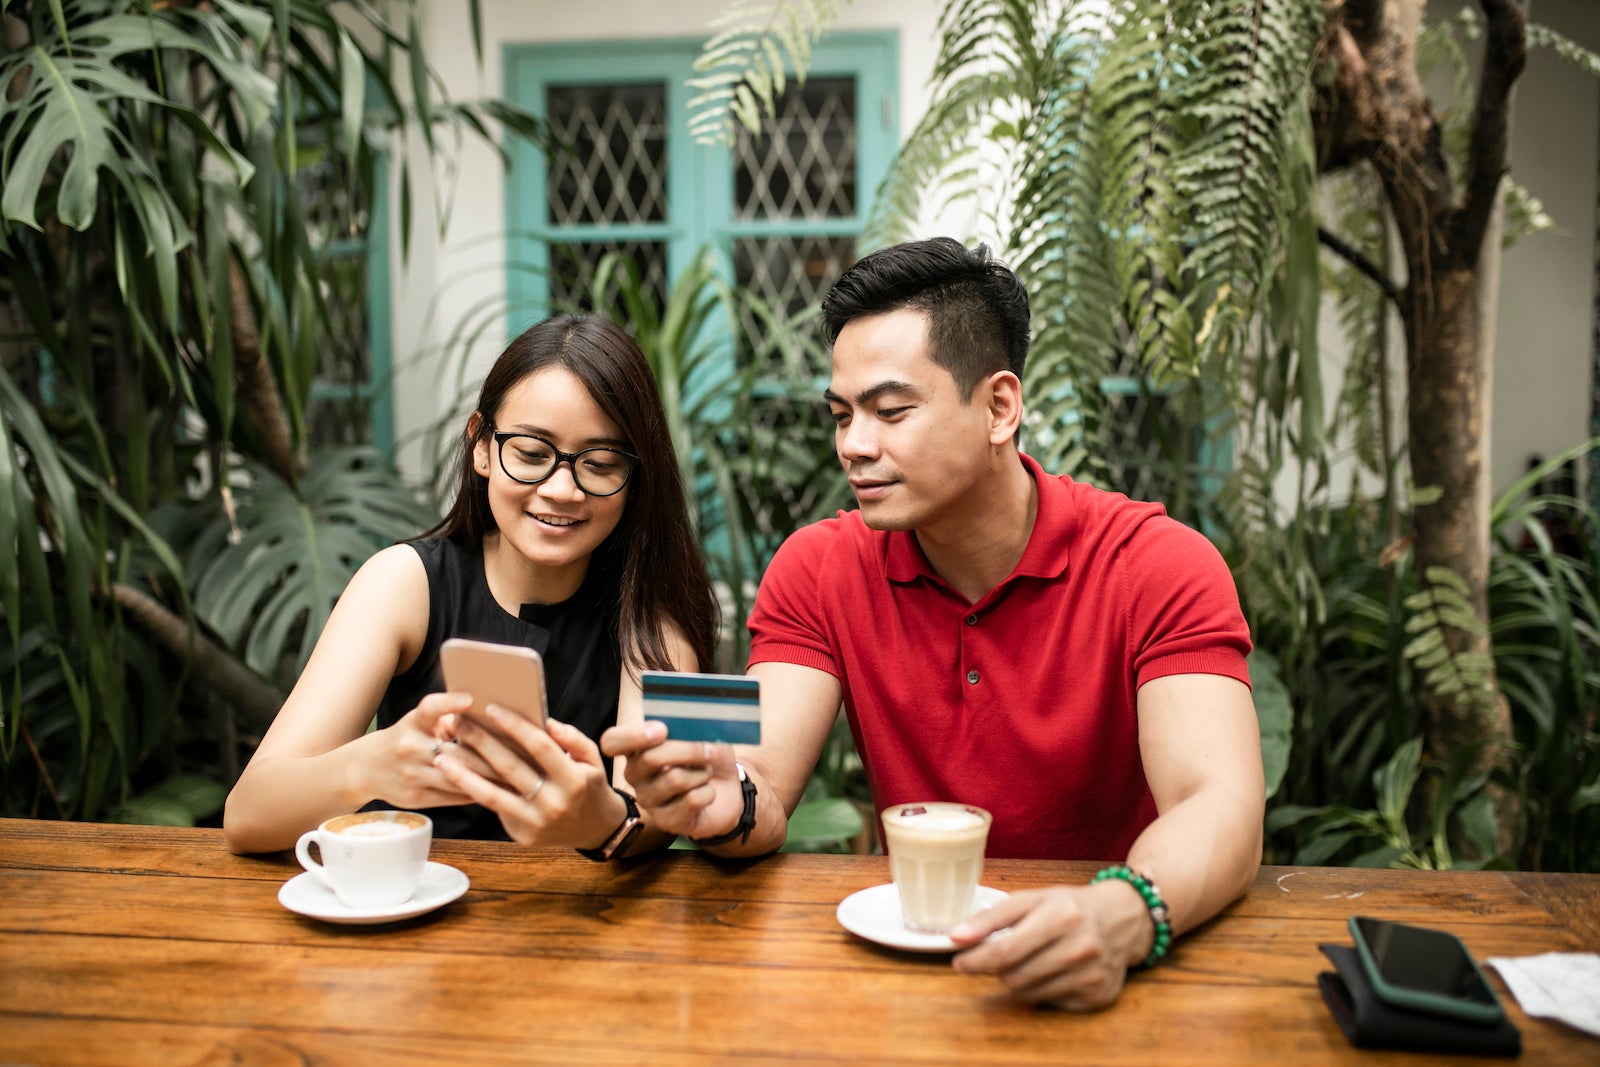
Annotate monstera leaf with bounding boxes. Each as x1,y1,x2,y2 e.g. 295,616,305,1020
189,447,433,684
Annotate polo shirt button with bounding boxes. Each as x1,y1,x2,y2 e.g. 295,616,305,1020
966,669,980,684
965,614,978,626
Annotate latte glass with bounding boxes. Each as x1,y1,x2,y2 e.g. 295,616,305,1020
294,810,432,909
880,802,992,933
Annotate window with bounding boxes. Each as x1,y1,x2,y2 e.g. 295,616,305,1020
504,34,898,357
300,150,394,455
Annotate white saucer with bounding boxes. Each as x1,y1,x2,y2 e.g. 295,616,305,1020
836,883,1009,953
278,861,470,925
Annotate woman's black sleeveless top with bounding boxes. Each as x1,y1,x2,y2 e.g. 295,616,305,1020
372,537,622,840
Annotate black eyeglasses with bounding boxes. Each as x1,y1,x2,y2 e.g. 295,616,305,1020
490,431,639,497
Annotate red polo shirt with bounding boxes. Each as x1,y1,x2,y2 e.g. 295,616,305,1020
747,453,1252,860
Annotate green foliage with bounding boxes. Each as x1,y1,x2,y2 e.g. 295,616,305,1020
180,449,434,683
687,0,843,145
1252,442,1600,872
1249,649,1292,800
861,0,1324,399
109,774,227,828
0,1,539,821
1402,567,1497,715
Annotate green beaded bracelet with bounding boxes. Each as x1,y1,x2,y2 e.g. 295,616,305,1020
1091,863,1172,969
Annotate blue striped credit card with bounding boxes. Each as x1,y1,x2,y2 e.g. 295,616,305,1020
641,671,761,745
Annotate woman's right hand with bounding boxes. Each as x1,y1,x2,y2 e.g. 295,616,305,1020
352,692,485,810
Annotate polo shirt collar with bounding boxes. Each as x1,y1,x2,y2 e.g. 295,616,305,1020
882,452,1073,585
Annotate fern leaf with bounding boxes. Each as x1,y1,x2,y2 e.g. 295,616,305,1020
689,0,841,146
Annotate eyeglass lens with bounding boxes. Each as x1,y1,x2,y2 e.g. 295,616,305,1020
497,434,635,496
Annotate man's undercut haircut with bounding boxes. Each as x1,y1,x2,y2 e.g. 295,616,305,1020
821,237,1031,397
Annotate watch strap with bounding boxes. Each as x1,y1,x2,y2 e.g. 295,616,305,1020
690,762,758,849
576,788,643,862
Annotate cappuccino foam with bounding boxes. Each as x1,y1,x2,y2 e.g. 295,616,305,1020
337,820,413,837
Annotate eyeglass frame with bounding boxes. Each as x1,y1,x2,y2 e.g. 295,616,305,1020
488,429,640,497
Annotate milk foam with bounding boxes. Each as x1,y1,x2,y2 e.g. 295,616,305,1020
890,807,985,831
337,819,413,837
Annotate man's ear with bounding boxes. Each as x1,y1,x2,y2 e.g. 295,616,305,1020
467,411,491,477
985,371,1024,445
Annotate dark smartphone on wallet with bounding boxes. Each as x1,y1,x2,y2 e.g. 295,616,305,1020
1347,916,1505,1024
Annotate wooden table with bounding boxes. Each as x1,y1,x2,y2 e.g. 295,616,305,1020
2,818,1596,1066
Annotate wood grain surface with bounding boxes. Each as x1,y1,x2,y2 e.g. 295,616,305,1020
1,819,1595,1066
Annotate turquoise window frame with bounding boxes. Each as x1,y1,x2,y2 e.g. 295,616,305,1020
502,32,899,325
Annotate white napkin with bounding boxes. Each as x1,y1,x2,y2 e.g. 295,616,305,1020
1485,952,1600,1039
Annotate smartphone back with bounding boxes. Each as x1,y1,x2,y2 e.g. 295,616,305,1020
439,638,549,726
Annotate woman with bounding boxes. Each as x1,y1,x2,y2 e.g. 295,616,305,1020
223,315,719,857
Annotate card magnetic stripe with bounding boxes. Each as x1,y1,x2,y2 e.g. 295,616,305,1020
641,675,759,701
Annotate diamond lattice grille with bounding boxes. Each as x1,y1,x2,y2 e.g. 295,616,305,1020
734,235,853,370
547,83,668,226
734,78,857,220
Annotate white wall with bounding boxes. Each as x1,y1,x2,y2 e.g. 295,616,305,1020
389,0,1598,502
1492,0,1598,494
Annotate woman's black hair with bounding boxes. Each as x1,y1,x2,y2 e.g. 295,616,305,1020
424,314,718,674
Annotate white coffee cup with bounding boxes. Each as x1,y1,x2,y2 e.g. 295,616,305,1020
294,810,432,910
880,802,993,933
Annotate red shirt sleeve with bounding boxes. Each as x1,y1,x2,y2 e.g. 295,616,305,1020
747,518,842,677
1120,514,1253,689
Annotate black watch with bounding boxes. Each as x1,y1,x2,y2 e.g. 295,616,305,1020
690,762,758,849
577,788,644,862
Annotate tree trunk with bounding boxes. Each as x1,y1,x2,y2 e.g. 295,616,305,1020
1316,0,1527,853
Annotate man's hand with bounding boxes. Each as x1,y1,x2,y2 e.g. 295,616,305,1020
601,721,745,840
947,880,1154,1011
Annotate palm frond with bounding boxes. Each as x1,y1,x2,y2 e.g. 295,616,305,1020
688,0,843,146
1402,566,1498,715
1525,21,1600,78
1171,0,1324,380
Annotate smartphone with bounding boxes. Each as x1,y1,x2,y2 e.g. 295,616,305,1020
641,671,760,744
438,638,549,730
1347,915,1505,1024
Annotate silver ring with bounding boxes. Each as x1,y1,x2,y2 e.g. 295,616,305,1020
430,741,442,758
522,775,545,801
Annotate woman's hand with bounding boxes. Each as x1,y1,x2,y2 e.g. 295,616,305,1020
435,705,629,849
349,692,483,811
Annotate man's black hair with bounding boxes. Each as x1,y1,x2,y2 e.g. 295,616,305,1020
820,237,1031,395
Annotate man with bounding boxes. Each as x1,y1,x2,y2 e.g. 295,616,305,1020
603,238,1264,1011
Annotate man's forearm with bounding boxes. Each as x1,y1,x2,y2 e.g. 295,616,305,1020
1124,782,1263,936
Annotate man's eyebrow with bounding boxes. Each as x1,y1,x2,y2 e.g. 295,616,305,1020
822,380,921,406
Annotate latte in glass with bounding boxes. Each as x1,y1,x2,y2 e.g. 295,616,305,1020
880,802,992,933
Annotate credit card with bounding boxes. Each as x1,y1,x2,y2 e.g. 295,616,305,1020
641,671,761,745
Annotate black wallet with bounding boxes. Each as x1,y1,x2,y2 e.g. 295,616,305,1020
1317,944,1522,1057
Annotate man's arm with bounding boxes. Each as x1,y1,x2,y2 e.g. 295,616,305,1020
600,660,843,857
1125,672,1264,933
949,672,1263,1010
